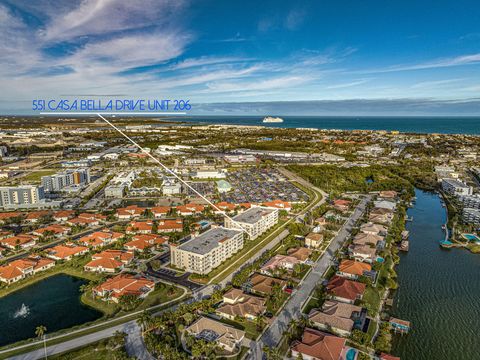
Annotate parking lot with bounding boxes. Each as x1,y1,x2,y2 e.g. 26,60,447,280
220,167,308,204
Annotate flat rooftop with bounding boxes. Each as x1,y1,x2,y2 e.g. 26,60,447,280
178,227,242,255
443,178,469,188
232,206,276,224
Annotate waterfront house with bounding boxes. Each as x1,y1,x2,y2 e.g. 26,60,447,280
124,234,167,252
353,233,383,247
84,250,133,273
373,200,396,211
360,222,387,236
389,317,411,334
0,256,55,284
217,288,266,321
309,300,364,337
351,244,377,263
290,327,346,360
326,276,366,304
337,259,372,280
305,232,324,248
93,274,155,303
46,243,88,261
379,191,397,199
185,317,245,353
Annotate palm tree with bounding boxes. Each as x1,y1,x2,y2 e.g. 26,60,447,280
35,325,47,360
138,310,153,332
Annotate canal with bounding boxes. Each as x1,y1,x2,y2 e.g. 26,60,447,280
392,189,480,359
0,274,102,347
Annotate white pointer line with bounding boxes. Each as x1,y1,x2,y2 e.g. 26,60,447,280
95,113,251,237
40,112,186,115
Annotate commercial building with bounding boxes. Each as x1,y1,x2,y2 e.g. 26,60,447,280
41,168,90,192
224,206,278,240
170,227,243,275
441,178,473,196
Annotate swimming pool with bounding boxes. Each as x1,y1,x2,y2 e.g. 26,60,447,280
346,348,357,360
376,256,385,263
462,233,480,242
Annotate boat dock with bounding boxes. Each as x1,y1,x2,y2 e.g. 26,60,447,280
389,317,411,334
399,240,409,251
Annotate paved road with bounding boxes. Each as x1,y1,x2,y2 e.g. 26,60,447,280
250,195,372,359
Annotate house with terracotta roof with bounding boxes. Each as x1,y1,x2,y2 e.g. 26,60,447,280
53,210,75,222
0,234,37,250
116,205,145,220
213,202,236,213
379,191,398,199
93,274,154,303
333,199,351,212
309,300,364,337
0,212,23,224
32,224,70,238
151,206,171,218
351,244,377,263
262,199,292,212
67,212,106,227
287,247,313,262
249,273,287,296
176,203,205,216
305,232,324,248
217,288,266,321
124,234,167,252
46,243,88,261
326,276,366,304
0,256,55,284
25,211,50,223
337,259,372,280
84,250,133,273
291,327,346,360
78,230,123,249
157,219,183,233
126,220,154,234
259,254,300,276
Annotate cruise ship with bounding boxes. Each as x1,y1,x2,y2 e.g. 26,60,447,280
262,116,284,123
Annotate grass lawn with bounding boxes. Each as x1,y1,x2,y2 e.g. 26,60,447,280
21,170,57,183
302,296,324,314
361,286,381,317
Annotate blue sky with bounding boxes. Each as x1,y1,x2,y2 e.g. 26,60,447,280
1,0,480,114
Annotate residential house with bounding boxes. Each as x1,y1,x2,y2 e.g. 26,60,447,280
360,222,387,236
176,203,205,216
0,212,23,224
262,199,292,212
52,210,75,222
25,211,50,223
32,224,70,238
337,259,372,280
0,256,55,284
291,328,346,360
151,206,170,218
217,288,266,321
46,243,88,261
287,247,313,262
333,199,351,212
185,317,245,354
326,276,366,304
93,274,154,303
157,219,183,233
124,234,168,252
84,250,133,273
249,273,287,296
116,205,145,220
78,230,123,249
305,232,324,248
259,254,300,276
352,233,383,247
309,300,364,336
351,244,377,263
126,220,154,234
0,234,37,250
373,200,396,211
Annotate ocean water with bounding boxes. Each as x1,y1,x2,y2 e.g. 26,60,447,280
175,116,480,134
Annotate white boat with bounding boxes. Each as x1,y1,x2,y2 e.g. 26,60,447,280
262,116,284,123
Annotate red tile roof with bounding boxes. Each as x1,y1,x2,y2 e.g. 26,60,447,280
326,276,366,301
291,328,346,360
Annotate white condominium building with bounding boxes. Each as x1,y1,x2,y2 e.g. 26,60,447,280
441,178,473,196
170,227,243,275
225,206,278,240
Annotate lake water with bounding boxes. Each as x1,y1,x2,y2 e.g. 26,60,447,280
0,274,102,347
392,189,480,359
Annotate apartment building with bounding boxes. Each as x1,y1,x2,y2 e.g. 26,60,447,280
458,195,480,210
441,178,473,196
41,168,90,192
224,206,278,240
170,227,243,275
0,185,46,209
463,208,480,225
